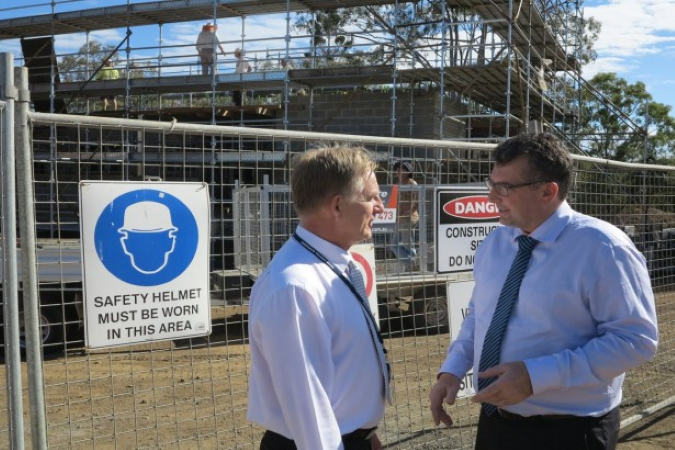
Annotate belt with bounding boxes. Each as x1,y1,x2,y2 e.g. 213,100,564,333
263,427,377,446
497,409,580,422
342,427,377,441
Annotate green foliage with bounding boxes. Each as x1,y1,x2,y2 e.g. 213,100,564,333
294,1,600,70
58,40,117,82
580,73,675,162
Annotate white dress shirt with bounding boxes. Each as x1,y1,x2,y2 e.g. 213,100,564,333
195,30,220,51
247,226,385,449
441,201,658,417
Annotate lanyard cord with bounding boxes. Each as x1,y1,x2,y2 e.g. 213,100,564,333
292,233,386,348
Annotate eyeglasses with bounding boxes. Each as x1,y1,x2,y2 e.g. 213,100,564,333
485,178,549,196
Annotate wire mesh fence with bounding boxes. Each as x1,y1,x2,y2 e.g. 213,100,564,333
0,110,673,449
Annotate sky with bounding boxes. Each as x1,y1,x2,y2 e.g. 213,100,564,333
583,0,675,110
0,0,673,112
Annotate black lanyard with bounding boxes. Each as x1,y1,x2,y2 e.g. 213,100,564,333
292,232,386,348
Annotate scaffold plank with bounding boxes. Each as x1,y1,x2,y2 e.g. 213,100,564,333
0,0,410,39
28,64,568,120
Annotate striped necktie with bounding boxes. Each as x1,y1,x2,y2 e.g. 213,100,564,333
348,261,392,404
477,235,539,415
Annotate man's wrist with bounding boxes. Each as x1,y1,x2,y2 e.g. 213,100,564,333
437,372,461,383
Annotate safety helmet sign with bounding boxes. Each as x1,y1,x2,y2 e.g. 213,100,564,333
95,189,198,285
80,181,211,349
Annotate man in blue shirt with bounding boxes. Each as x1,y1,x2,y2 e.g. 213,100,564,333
429,133,658,449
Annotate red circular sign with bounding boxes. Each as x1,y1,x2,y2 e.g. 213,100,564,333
350,251,374,297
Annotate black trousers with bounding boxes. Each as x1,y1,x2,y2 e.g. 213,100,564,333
260,430,372,450
475,406,620,450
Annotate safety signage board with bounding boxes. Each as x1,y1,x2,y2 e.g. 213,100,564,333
349,243,380,324
436,186,500,273
372,185,398,231
447,280,476,399
79,181,211,349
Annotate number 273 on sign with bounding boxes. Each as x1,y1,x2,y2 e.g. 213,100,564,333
374,208,396,224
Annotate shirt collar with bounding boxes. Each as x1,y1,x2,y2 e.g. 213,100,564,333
295,225,352,271
521,201,573,244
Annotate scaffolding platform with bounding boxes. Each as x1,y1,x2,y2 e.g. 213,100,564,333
0,0,409,39
29,64,571,120
448,0,576,70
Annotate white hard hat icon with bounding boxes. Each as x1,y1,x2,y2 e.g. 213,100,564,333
119,201,177,233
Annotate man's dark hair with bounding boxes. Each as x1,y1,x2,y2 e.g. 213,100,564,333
393,160,414,175
493,133,574,199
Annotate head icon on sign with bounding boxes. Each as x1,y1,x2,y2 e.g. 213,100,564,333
118,201,178,274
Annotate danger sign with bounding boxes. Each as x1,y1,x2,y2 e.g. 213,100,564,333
436,186,500,273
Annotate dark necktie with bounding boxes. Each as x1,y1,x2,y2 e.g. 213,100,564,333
477,235,539,415
348,261,392,404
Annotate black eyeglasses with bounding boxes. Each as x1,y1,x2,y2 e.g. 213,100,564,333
485,178,549,196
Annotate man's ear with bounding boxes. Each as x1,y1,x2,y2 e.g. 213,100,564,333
542,181,559,202
329,194,342,218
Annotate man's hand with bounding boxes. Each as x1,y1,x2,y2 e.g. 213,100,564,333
472,361,533,407
429,372,463,427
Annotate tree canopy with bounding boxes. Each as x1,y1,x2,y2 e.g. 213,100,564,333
580,73,675,162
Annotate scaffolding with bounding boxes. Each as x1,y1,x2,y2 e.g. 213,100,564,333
0,0,591,143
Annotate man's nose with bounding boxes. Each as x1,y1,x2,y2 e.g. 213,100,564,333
487,187,500,203
373,197,385,214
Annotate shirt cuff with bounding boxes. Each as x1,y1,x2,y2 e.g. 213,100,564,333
524,356,561,394
439,358,471,381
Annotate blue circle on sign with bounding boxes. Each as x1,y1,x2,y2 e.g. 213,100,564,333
94,189,199,286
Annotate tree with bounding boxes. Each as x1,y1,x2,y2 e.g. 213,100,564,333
580,73,675,162
294,1,600,70
58,40,116,82
295,9,356,66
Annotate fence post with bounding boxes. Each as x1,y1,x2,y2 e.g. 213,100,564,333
1,52,26,450
15,65,48,450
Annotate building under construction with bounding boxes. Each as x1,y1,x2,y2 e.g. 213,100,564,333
0,0,584,143
1,2,673,449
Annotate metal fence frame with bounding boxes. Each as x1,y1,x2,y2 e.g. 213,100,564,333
1,52,674,448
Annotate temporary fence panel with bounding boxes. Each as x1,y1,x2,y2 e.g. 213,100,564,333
0,110,673,449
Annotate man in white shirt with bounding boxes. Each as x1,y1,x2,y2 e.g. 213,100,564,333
429,133,658,449
248,145,388,449
195,23,226,75
233,48,251,106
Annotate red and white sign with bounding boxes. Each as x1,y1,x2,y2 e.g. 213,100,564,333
373,185,398,226
436,186,500,273
349,243,380,325
442,195,500,219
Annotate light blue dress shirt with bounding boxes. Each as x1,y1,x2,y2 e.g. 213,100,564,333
441,202,658,417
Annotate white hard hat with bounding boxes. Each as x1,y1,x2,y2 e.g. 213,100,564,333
119,201,177,233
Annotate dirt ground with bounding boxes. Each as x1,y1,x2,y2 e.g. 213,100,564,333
1,305,672,449
618,405,675,449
